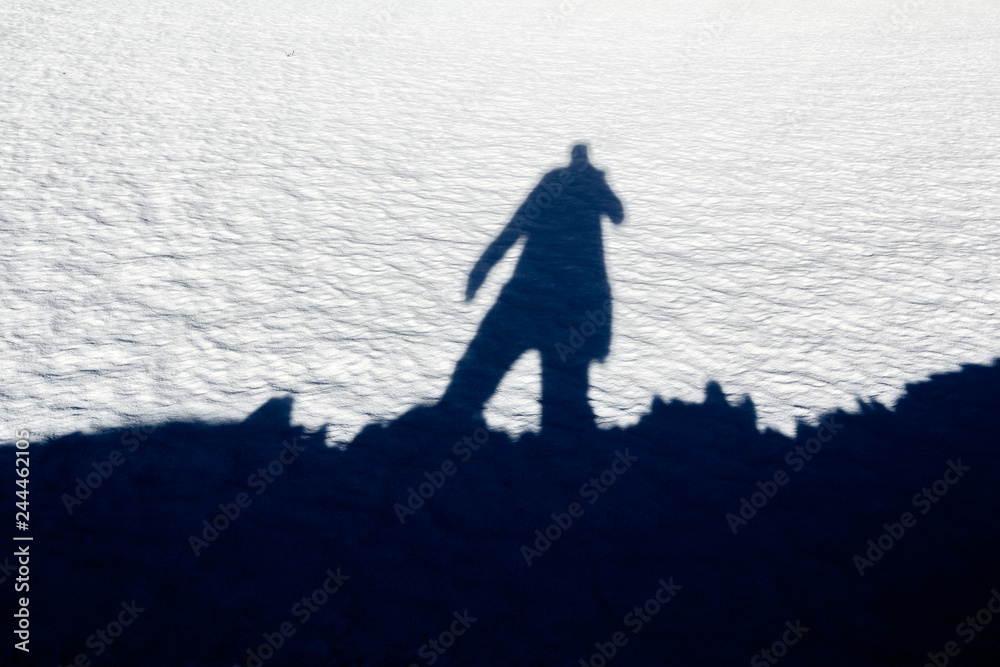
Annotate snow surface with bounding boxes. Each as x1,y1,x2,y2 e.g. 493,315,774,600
3,0,1000,445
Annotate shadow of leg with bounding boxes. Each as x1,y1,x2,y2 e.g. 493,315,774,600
540,353,595,436
438,306,527,420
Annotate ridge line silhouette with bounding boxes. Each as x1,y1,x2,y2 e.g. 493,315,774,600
6,359,999,665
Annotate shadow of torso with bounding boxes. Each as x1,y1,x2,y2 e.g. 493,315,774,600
495,163,620,361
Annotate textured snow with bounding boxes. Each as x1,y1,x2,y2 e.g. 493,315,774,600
2,0,999,445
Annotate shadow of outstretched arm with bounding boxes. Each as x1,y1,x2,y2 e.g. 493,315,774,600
465,222,523,301
601,176,624,224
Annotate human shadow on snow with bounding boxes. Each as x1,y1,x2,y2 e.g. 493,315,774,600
437,143,623,435
5,146,1000,665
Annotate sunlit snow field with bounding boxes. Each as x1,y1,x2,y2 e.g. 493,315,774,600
2,0,999,445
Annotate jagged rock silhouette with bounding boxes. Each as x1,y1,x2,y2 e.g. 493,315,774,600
3,361,1000,666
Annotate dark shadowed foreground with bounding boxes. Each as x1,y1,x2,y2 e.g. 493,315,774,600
3,361,1000,666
